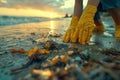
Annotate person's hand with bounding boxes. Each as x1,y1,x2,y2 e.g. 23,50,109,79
115,24,120,38
62,16,79,42
71,5,97,44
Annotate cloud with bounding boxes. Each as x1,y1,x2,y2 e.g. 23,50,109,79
0,0,88,16
0,0,66,11
0,0,76,17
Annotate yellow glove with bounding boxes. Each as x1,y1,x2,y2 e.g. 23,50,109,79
71,5,97,44
62,16,79,42
115,24,120,38
94,25,105,33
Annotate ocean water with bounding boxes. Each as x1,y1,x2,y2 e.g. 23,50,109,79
0,15,52,26
0,15,114,27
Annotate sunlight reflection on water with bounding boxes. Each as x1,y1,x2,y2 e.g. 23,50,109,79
0,18,70,37
50,20,55,33
0,18,70,49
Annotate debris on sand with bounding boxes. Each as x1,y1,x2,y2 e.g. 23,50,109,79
0,52,3,55
101,48,120,55
7,40,120,80
48,31,62,37
10,49,26,53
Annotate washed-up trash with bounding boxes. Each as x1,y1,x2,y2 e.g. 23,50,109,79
102,48,120,55
49,56,59,66
26,47,39,56
10,49,26,53
38,49,50,55
49,31,61,37
74,57,82,62
32,69,53,78
0,62,3,66
44,41,57,50
48,55,70,66
30,32,36,35
0,52,3,55
22,64,90,80
116,56,120,60
35,38,49,43
7,38,120,80
60,55,70,63
10,46,50,74
69,44,78,49
27,48,50,56
104,69,120,80
82,60,94,73
67,50,74,56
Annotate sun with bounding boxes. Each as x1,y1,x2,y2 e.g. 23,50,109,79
49,14,59,19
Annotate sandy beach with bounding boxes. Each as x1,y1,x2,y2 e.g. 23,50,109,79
0,17,120,80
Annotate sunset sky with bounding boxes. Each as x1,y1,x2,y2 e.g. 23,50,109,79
0,0,88,18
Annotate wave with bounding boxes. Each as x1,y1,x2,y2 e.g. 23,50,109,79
0,15,50,26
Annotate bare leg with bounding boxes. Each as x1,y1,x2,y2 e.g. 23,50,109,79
94,20,105,33
73,0,83,17
94,11,103,27
94,12,105,33
88,0,104,33
108,8,120,37
108,8,120,25
88,0,100,6
74,0,100,17
94,20,103,26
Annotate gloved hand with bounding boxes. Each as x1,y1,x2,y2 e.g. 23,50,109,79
71,5,97,44
115,24,120,38
62,16,79,42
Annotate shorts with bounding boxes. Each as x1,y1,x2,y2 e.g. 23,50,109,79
100,0,120,10
94,3,105,20
94,0,120,20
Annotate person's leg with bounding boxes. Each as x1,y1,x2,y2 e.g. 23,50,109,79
108,8,120,37
100,0,120,37
70,0,83,29
108,8,120,25
74,0,83,17
94,11,105,33
88,0,100,6
94,2,105,33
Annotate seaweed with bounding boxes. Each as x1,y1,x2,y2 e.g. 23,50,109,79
102,48,120,55
11,53,49,74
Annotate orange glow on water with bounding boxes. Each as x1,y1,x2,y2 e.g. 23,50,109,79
50,20,55,33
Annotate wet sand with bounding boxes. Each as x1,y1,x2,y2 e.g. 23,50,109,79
0,17,120,80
